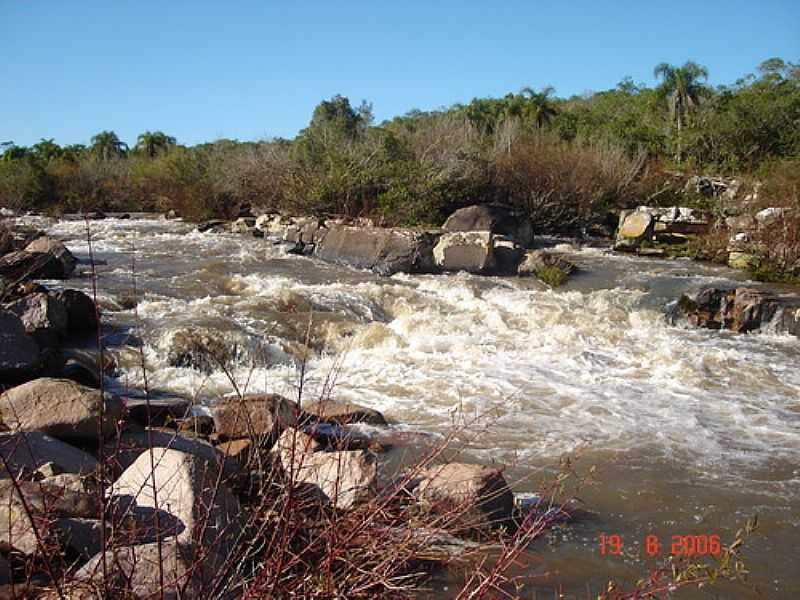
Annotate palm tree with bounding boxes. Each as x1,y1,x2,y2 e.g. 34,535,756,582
135,130,177,157
32,138,62,163
90,130,128,160
653,61,709,161
519,86,558,128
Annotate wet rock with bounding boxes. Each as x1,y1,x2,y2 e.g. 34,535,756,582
24,237,77,278
433,231,496,274
277,428,377,510
412,463,514,530
0,432,99,479
0,250,66,281
53,290,98,334
517,250,576,286
212,393,300,442
675,287,800,336
614,210,654,251
63,541,236,600
196,219,226,233
0,479,100,555
0,378,124,443
0,310,40,381
110,449,244,555
123,396,190,428
303,399,388,426
166,327,236,374
2,292,68,348
443,204,533,248
315,225,438,275
0,226,13,257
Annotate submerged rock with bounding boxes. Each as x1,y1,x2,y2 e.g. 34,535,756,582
412,463,514,530
517,250,576,286
166,327,237,374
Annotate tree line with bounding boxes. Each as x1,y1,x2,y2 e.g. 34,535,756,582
1,58,798,231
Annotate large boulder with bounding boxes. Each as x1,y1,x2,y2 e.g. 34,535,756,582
315,225,438,275
109,449,244,556
105,430,240,481
433,231,497,274
0,378,124,443
412,463,514,530
614,209,654,251
166,327,237,374
63,541,236,600
53,289,98,334
443,205,533,248
211,393,300,442
303,399,388,427
276,428,377,510
674,287,800,336
0,479,100,555
24,237,78,278
2,292,68,348
0,250,66,280
0,431,99,479
0,310,40,381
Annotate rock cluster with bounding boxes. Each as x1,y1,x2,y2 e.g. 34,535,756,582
614,206,710,253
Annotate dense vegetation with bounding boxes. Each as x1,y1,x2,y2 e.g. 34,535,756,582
1,58,798,233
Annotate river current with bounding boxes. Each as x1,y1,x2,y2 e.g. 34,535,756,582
28,214,800,598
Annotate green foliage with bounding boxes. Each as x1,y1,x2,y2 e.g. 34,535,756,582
534,265,569,287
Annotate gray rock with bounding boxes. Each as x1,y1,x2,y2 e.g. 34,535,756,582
518,250,576,285
315,225,438,275
211,393,300,442
0,431,99,479
0,250,66,280
24,237,78,278
53,289,98,334
0,378,124,443
443,204,533,248
109,449,244,556
67,541,238,600
3,292,68,348
433,231,496,274
0,309,40,380
277,428,377,510
412,463,514,530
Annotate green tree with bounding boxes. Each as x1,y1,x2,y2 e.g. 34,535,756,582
653,61,709,161
135,130,177,158
519,86,558,128
32,138,63,163
90,130,128,160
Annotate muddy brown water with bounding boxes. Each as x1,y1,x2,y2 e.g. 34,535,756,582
24,214,800,598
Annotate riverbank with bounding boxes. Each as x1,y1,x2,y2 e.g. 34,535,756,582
0,212,797,597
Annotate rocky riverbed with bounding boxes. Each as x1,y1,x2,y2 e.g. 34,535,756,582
0,208,799,598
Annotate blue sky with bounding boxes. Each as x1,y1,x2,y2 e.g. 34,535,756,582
2,0,798,147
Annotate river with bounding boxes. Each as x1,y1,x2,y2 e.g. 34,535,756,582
29,214,800,598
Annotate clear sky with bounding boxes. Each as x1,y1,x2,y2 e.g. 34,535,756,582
2,0,798,147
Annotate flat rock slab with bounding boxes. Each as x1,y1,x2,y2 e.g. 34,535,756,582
0,431,99,479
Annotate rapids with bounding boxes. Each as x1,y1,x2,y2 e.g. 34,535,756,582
28,214,800,598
